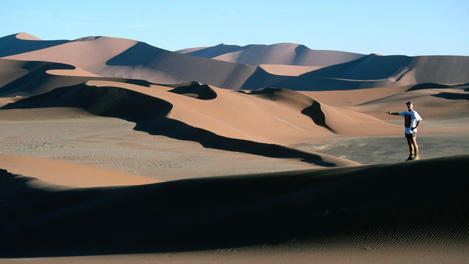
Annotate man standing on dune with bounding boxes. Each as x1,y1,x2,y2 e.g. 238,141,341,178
387,101,423,161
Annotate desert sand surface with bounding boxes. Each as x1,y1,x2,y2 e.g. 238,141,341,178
1,33,469,263
0,154,158,188
0,113,332,181
259,64,323,76
2,245,469,264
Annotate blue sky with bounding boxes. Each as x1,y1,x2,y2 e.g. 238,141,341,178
2,0,468,55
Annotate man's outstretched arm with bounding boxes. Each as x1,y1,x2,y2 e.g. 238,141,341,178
386,111,400,116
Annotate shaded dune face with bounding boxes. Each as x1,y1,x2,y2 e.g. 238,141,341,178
181,43,243,58
105,42,257,90
0,60,83,97
1,155,469,257
0,33,68,57
406,82,455,91
301,101,333,132
169,81,217,100
299,54,413,80
433,92,469,101
2,84,173,121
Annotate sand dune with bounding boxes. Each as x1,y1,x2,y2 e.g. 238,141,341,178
251,54,469,90
2,33,257,90
1,155,468,257
1,60,365,167
1,59,400,144
0,154,158,188
3,34,137,73
3,33,469,91
178,43,243,58
2,81,359,167
0,58,88,97
298,83,469,135
178,43,365,67
0,58,154,98
103,42,256,89
355,84,469,120
241,87,398,136
15,32,42,40
0,59,30,87
1,57,466,162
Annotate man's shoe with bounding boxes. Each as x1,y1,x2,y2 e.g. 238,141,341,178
413,154,420,160
406,154,414,161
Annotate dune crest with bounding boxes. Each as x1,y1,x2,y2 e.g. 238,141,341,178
15,32,41,40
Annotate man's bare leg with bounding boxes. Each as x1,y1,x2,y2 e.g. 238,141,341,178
406,137,414,154
411,136,419,159
406,136,414,160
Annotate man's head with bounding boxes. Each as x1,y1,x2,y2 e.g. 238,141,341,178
406,101,414,110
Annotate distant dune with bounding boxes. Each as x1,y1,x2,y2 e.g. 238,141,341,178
104,42,256,89
0,33,68,57
0,58,152,97
2,33,469,91
2,33,256,90
178,43,365,67
243,54,469,90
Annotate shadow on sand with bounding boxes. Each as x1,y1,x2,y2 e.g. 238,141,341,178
1,154,469,257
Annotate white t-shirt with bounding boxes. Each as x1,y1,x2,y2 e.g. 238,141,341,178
398,110,422,134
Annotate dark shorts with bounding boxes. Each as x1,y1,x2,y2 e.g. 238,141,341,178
405,132,416,139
